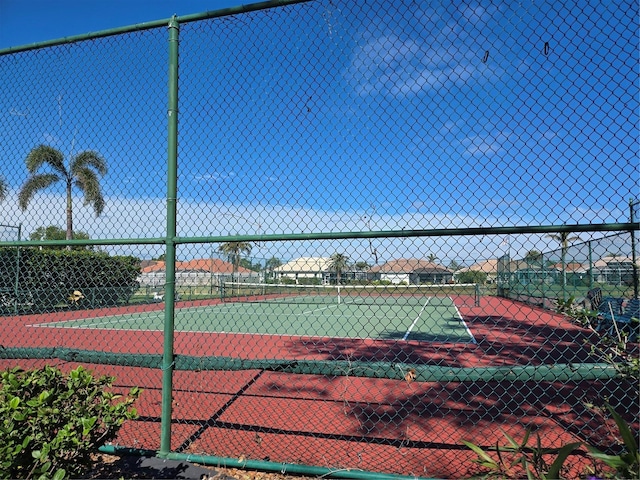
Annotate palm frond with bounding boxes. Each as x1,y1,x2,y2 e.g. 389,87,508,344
546,231,581,247
74,168,105,216
328,253,350,271
71,151,108,177
25,145,66,175
18,174,60,210
218,242,253,257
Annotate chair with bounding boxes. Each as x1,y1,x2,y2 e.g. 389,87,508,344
595,297,624,333
586,287,602,311
68,290,85,305
611,298,640,342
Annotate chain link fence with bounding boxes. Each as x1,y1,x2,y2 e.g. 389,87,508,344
1,1,638,478
500,230,638,308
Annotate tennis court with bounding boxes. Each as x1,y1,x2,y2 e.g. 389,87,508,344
29,283,478,344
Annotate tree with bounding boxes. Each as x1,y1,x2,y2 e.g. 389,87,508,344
239,258,261,272
264,257,282,281
457,270,488,285
427,253,438,262
18,145,107,243
524,250,543,266
328,252,350,285
354,261,370,271
547,232,581,254
265,257,282,271
547,231,581,287
30,225,91,250
218,241,252,282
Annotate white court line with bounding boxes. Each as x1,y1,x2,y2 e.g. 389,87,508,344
299,302,345,315
28,314,163,328
218,300,343,317
401,297,477,343
402,297,431,341
454,302,478,344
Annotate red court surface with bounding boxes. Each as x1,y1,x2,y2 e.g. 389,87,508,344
1,296,634,478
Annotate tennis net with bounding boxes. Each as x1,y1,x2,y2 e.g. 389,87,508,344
221,282,481,307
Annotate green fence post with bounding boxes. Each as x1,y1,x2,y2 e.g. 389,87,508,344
588,240,593,290
541,252,546,303
159,14,180,458
14,224,21,315
631,198,639,299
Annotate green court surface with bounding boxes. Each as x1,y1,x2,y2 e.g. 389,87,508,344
33,296,476,343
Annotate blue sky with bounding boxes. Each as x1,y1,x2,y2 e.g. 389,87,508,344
0,0,242,50
0,0,638,264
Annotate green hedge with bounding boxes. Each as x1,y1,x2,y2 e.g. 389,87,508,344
0,248,141,313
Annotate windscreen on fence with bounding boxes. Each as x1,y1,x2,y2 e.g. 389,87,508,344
0,1,638,478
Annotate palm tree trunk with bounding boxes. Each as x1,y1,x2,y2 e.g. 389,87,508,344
66,180,73,249
561,239,569,300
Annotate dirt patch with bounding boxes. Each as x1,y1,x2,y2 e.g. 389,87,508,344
85,453,317,479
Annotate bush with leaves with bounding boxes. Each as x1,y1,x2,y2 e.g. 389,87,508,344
463,404,639,479
556,295,638,393
585,404,639,480
462,428,580,479
555,296,598,329
0,365,140,479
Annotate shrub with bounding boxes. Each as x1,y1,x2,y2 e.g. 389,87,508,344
0,248,141,312
462,428,580,479
0,365,140,479
457,270,488,285
463,404,639,479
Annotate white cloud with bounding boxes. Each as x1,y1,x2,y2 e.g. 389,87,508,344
192,171,236,183
345,4,500,99
0,186,625,265
461,132,512,157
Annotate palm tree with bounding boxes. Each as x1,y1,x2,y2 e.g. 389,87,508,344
547,231,581,288
328,252,350,285
0,176,7,203
354,261,370,271
264,257,282,282
218,241,252,283
18,145,107,242
524,250,543,266
427,253,438,263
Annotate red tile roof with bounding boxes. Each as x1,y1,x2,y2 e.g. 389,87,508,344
369,258,449,273
141,259,252,274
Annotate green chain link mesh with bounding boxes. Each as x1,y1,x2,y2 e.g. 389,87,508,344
0,1,638,478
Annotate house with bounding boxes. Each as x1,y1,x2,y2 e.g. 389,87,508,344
138,258,259,288
369,258,453,285
273,257,331,284
455,259,500,284
547,262,588,274
592,255,639,286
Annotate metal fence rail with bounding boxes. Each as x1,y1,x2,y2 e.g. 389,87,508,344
1,1,638,478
